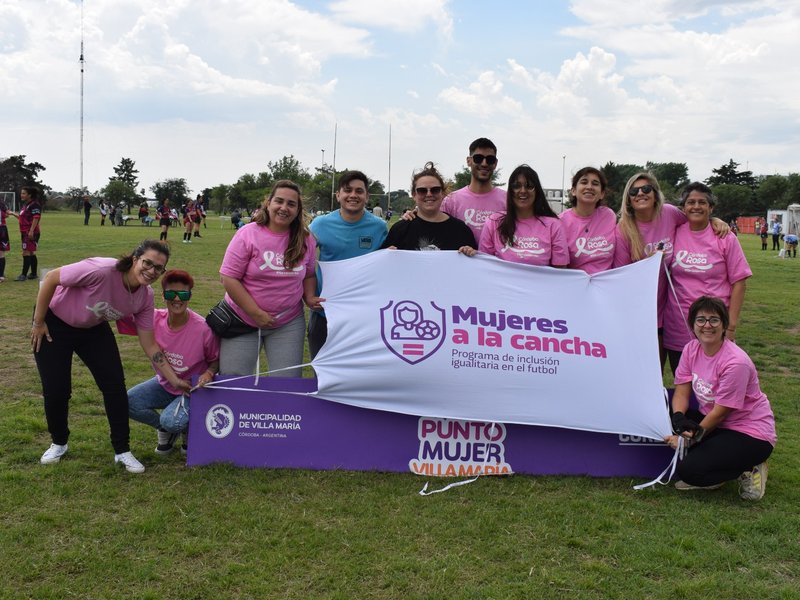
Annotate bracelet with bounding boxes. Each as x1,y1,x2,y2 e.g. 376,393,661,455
32,321,44,327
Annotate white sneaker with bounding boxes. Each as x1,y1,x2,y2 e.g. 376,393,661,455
114,451,145,473
739,462,768,500
40,443,69,464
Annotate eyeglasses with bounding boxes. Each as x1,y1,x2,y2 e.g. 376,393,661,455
163,290,192,301
694,316,722,327
471,154,497,166
628,184,655,196
511,182,536,191
415,186,443,196
140,258,167,275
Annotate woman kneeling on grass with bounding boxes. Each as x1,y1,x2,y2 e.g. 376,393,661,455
31,240,184,473
128,269,219,455
665,296,776,500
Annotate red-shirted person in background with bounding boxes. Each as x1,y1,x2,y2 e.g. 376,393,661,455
9,186,43,281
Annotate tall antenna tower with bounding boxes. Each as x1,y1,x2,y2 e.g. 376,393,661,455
79,0,85,191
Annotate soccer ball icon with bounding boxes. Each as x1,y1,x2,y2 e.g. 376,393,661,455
415,320,440,340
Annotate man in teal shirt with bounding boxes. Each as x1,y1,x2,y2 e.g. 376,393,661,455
308,170,388,357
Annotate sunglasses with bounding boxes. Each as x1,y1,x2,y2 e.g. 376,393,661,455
140,258,167,275
163,290,192,301
628,184,655,197
415,186,443,196
471,154,497,166
511,182,536,191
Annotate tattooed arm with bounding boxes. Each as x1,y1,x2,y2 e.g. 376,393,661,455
137,329,191,393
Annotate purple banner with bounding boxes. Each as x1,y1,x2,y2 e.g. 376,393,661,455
187,377,672,478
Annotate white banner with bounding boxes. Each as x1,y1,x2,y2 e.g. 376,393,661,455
313,251,671,441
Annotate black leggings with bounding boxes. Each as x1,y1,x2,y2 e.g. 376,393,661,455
677,410,773,486
34,310,130,454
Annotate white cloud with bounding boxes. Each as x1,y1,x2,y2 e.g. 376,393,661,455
439,71,522,116
329,0,453,38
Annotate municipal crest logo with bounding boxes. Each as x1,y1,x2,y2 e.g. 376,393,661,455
205,404,235,438
380,300,446,364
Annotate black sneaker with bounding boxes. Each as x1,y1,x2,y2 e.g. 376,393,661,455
15,274,27,281
27,273,38,280
180,431,188,455
155,429,178,455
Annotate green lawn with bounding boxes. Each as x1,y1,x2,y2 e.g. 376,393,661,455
1,211,798,599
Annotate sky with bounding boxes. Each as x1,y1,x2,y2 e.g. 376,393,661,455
1,0,799,196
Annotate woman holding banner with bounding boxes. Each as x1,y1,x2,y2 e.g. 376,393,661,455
662,183,751,373
479,165,568,267
382,162,476,253
665,296,775,500
30,240,182,473
217,180,321,378
559,167,616,273
614,173,728,366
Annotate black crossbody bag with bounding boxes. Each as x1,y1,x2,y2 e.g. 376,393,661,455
206,299,257,338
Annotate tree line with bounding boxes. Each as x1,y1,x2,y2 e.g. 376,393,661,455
2,154,798,221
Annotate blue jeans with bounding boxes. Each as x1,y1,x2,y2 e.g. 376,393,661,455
127,377,189,433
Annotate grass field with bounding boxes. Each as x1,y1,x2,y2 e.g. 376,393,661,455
1,211,798,599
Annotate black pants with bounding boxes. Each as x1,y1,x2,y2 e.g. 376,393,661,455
772,234,780,250
34,310,131,453
306,311,328,360
677,410,773,486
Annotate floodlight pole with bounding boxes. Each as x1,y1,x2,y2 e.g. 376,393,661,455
79,0,85,192
387,124,392,210
330,123,337,211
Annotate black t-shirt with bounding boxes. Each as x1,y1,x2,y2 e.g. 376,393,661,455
382,215,476,251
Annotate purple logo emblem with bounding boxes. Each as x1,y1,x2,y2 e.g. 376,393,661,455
380,300,446,364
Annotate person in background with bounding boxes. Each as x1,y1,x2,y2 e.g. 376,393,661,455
383,162,476,253
559,167,616,274
156,200,171,242
99,201,108,226
663,182,751,373
138,202,149,224
759,220,768,251
307,170,387,358
0,195,10,282
30,240,183,473
479,164,567,267
128,269,219,455
219,180,321,377
771,217,782,251
665,296,775,501
783,233,798,258
182,197,196,243
83,196,92,226
193,195,206,237
11,186,42,281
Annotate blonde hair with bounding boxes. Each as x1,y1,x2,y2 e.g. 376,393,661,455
617,172,666,262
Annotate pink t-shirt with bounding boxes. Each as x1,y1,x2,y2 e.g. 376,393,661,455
479,213,569,267
50,257,155,330
220,223,316,328
153,308,220,396
663,224,752,351
614,203,686,326
675,339,776,445
559,206,616,274
441,187,507,242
